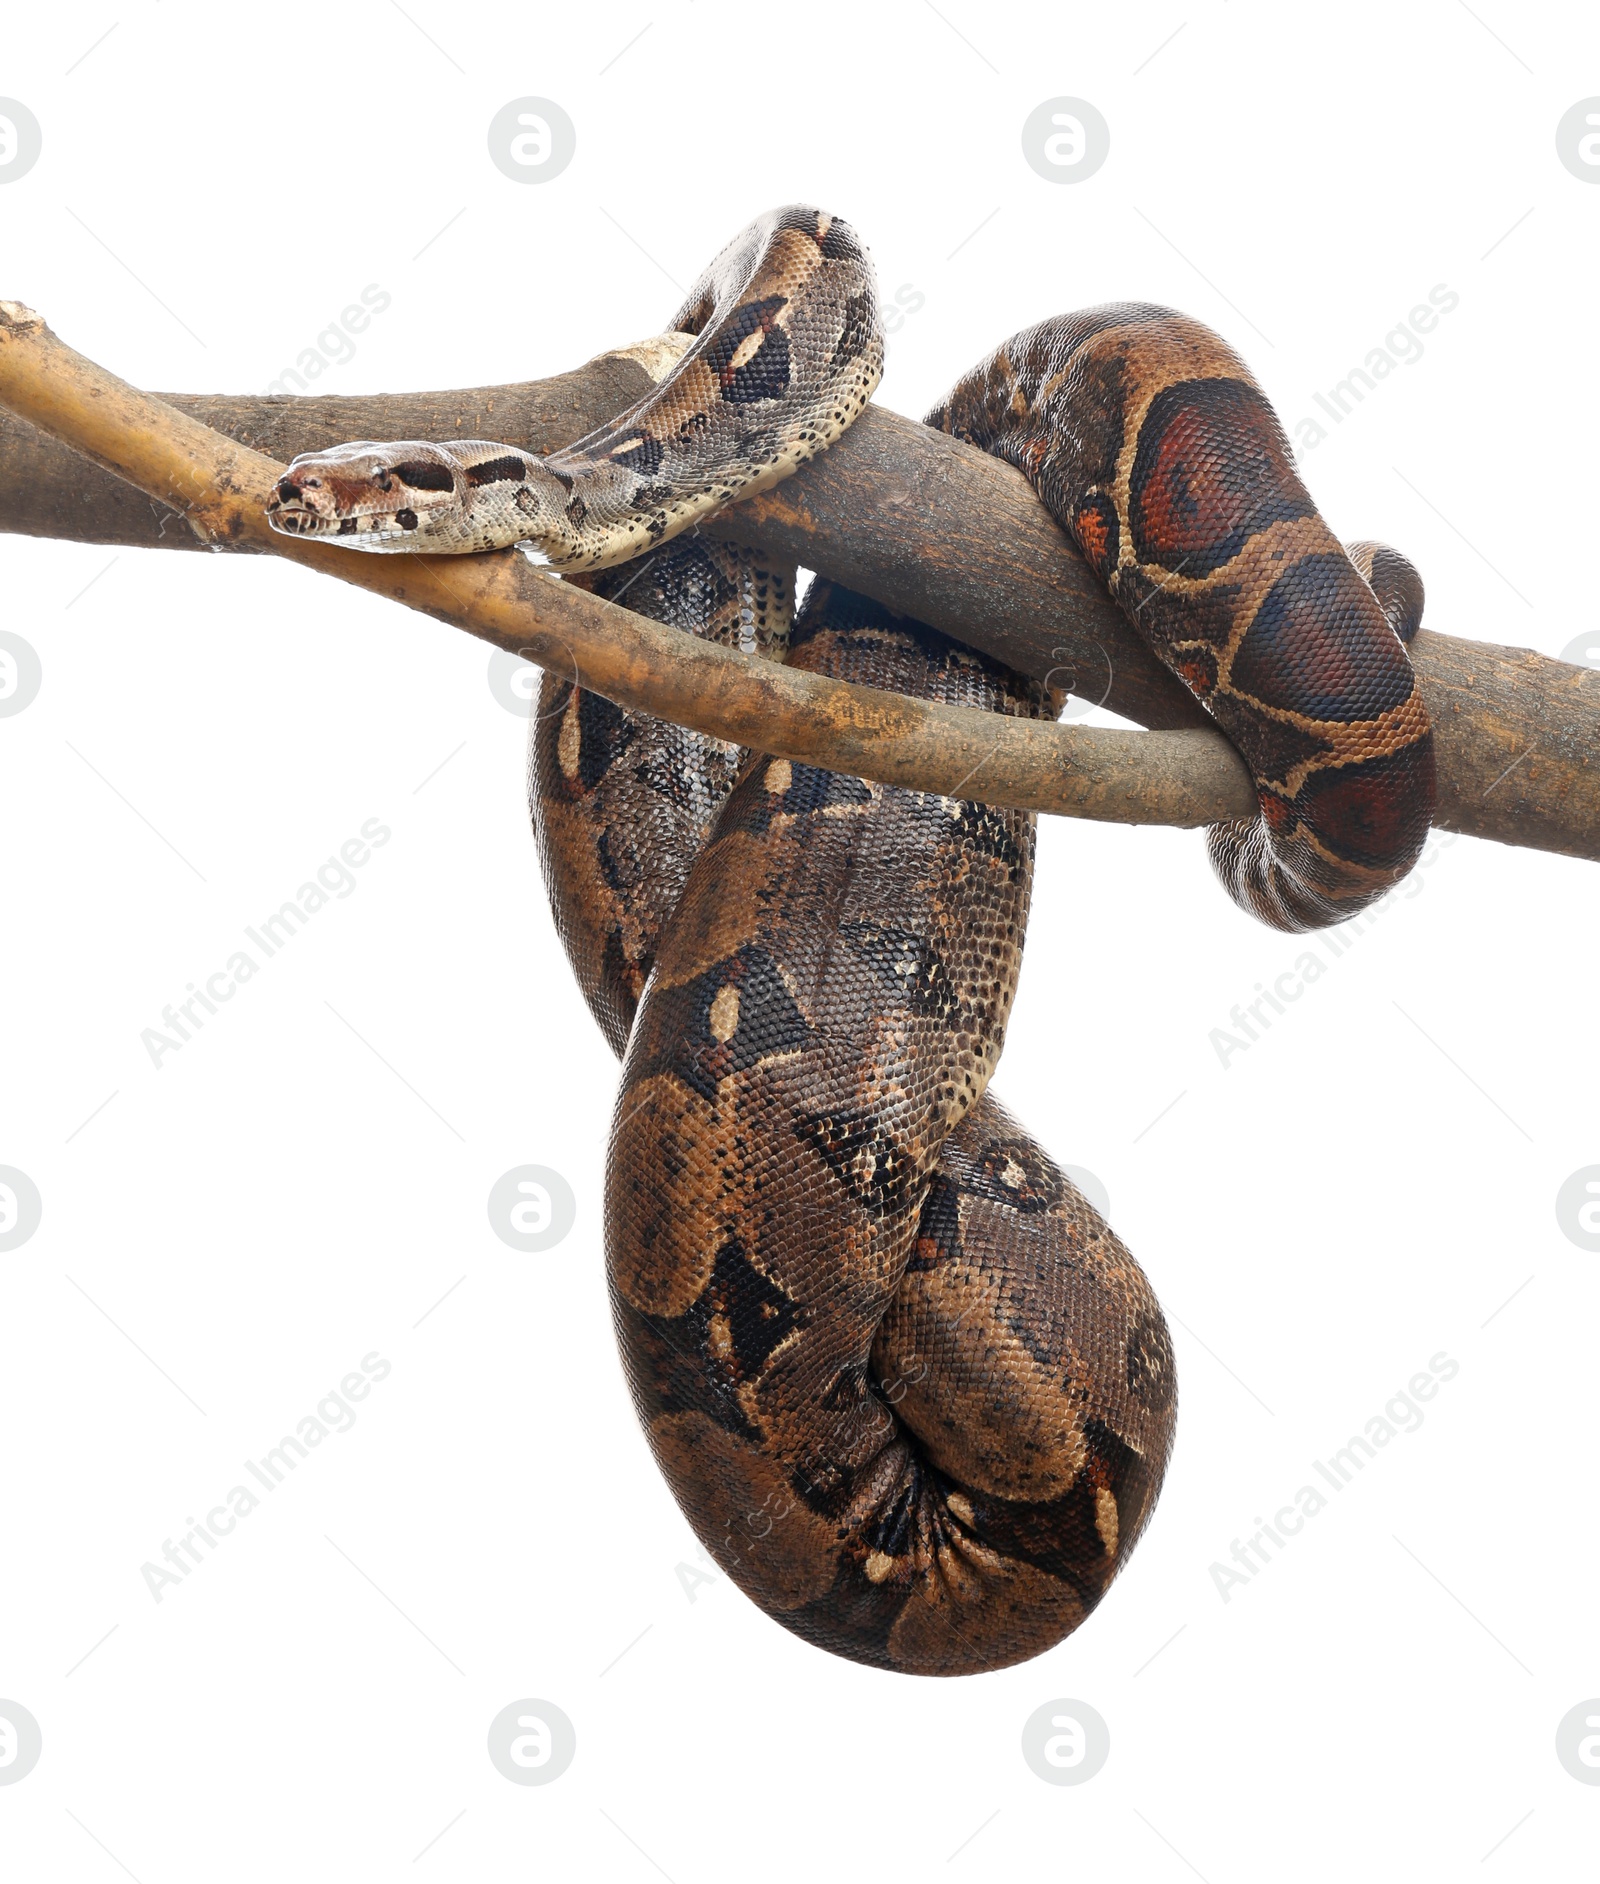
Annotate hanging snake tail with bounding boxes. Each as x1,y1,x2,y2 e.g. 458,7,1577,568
927,307,1436,932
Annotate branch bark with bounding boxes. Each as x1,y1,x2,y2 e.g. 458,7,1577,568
1,309,1595,860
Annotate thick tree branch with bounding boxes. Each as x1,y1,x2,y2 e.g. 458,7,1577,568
1,308,1595,860
0,303,1255,828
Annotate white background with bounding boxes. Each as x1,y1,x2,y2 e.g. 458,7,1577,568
2,4,1597,1878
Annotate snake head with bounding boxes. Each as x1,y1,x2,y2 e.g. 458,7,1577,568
267,438,577,556
265,440,473,547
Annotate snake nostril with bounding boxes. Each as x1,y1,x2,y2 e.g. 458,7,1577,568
276,477,300,504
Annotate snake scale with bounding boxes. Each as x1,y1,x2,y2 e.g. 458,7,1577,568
268,207,1434,1674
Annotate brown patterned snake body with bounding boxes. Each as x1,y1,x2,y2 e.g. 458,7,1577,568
268,206,1431,1672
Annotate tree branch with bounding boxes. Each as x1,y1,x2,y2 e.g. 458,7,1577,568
0,302,1256,828
1,305,1595,860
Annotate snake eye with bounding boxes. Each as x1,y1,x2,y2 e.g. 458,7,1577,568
373,468,393,491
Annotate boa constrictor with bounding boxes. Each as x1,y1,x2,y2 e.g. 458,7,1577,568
268,206,1434,1674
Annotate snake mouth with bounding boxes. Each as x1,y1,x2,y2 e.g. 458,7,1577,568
265,492,426,544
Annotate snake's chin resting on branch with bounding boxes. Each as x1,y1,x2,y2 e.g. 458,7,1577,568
0,298,1595,861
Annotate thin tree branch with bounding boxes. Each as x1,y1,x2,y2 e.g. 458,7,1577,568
0,304,1595,859
0,302,1255,828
